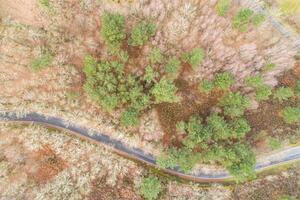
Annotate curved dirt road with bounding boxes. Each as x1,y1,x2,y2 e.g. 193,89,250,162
0,111,299,183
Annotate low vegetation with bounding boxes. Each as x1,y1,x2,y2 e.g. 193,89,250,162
30,52,53,71
245,75,272,101
274,87,294,102
181,48,205,69
282,107,300,124
129,22,156,46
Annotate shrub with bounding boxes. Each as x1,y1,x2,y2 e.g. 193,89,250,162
181,48,205,69
233,8,254,31
252,14,265,26
149,47,164,64
282,107,300,124
165,57,181,77
140,176,162,200
151,77,178,103
214,72,235,90
216,0,232,16
120,108,140,127
198,80,214,94
219,92,250,117
245,75,264,88
255,85,272,101
129,22,156,46
274,87,294,102
268,137,281,150
30,52,53,71
262,62,276,72
101,13,126,49
295,80,300,96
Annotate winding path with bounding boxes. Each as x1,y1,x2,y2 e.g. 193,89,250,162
0,111,300,183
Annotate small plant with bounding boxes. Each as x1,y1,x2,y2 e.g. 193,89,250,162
139,176,162,200
279,195,297,200
219,92,250,117
216,0,232,16
268,137,281,150
149,47,164,64
282,107,300,124
262,62,276,72
129,22,156,46
252,14,265,26
30,52,53,71
199,80,214,94
181,48,205,69
151,77,178,103
233,8,254,31
214,72,235,90
273,87,294,102
255,85,272,101
165,57,181,77
38,0,53,11
101,12,126,49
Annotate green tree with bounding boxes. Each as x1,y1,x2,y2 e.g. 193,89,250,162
149,47,164,64
274,87,294,102
165,57,181,77
245,75,265,88
229,117,251,139
140,176,162,200
101,12,126,49
214,72,235,90
129,22,156,46
219,92,250,117
151,77,178,103
198,80,214,94
282,107,300,124
255,85,272,101
252,14,265,26
120,107,140,127
181,48,205,69
144,66,159,85
296,80,300,96
216,0,232,16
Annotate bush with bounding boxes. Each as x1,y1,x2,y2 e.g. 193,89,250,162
233,8,254,31
219,92,250,117
216,0,232,16
101,13,126,49
198,80,214,94
214,72,235,90
245,75,264,88
140,176,162,200
165,57,181,77
30,52,53,71
149,47,164,64
274,87,294,102
268,137,281,150
255,85,272,101
282,107,300,124
129,22,156,46
181,48,205,69
151,77,178,103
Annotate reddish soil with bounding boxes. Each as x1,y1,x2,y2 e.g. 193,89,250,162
25,145,67,184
